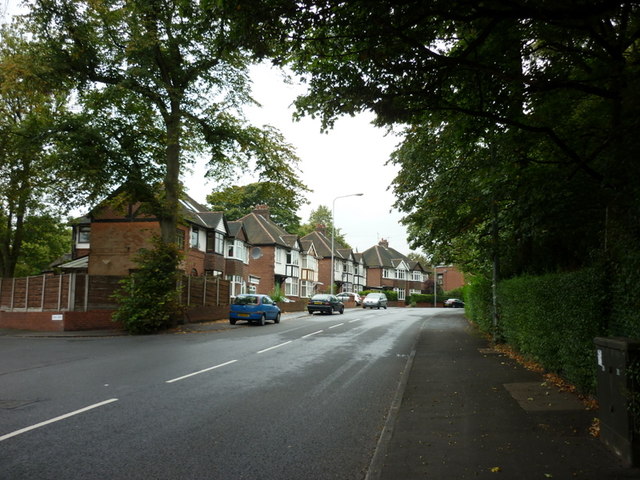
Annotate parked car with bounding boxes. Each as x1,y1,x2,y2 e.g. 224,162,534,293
308,294,344,315
444,298,465,308
229,294,281,326
362,292,388,309
336,292,362,305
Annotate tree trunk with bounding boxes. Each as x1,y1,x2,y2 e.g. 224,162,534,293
160,108,181,245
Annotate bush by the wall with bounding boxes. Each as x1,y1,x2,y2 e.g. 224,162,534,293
496,267,607,393
112,238,183,334
444,287,464,300
360,289,398,301
408,293,436,305
465,276,494,333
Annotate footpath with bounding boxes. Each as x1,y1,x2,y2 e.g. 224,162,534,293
369,314,640,479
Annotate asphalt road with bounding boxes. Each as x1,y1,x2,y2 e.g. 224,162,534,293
0,307,433,480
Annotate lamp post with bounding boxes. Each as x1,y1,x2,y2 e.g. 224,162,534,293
331,193,364,295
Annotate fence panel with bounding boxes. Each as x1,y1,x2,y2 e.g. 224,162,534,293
1,273,230,312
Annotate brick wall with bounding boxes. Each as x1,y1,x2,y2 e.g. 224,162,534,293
88,221,158,275
247,246,277,295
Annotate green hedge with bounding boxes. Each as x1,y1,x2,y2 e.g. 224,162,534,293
408,293,436,305
499,268,607,393
360,290,398,301
467,268,608,393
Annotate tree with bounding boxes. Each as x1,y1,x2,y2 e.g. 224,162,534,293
27,0,303,245
282,1,640,275
207,180,309,233
0,24,72,277
298,205,350,248
13,214,71,277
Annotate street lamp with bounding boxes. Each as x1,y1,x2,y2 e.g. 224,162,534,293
331,193,364,295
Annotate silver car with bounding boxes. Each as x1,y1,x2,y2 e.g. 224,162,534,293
362,292,388,309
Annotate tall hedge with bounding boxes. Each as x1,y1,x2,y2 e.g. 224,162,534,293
498,268,608,392
467,267,609,393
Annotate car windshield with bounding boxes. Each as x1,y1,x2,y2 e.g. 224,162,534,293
233,295,259,305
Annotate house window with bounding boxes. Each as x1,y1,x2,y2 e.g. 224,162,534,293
395,288,406,301
77,225,90,244
176,229,185,249
275,247,285,264
396,269,406,280
383,268,392,279
227,241,234,258
300,280,313,298
215,231,224,253
191,227,199,248
206,231,224,253
285,277,299,297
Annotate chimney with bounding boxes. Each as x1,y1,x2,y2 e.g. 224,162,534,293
378,238,389,248
316,224,327,236
253,204,270,219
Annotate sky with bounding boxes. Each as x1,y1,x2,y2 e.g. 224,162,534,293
186,63,413,255
2,2,415,255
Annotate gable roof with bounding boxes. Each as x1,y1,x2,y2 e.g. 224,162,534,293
239,211,299,249
300,230,346,260
362,243,412,269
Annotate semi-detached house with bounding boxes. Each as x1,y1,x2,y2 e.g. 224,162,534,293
361,239,428,301
62,190,446,307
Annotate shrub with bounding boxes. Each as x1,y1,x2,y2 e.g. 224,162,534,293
359,289,397,301
112,237,184,334
408,293,436,305
496,267,607,393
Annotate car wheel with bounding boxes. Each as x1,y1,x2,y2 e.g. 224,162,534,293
377,305,380,309
230,318,236,325
274,313,281,324
259,314,266,326
339,307,344,314
384,305,387,309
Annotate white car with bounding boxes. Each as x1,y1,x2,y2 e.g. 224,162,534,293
336,292,362,305
362,292,388,309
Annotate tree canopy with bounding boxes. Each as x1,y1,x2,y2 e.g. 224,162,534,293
282,1,640,277
27,0,303,245
207,180,309,233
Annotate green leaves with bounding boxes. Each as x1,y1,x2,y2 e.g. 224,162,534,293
112,237,184,334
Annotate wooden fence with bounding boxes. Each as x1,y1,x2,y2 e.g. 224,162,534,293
0,273,231,312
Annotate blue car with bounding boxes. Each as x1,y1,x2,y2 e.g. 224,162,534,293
230,294,281,326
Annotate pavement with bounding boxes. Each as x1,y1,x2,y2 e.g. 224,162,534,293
2,311,640,479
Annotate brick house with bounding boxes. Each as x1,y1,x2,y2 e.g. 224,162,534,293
361,239,427,301
300,225,366,294
63,193,239,279
434,265,466,292
237,205,306,299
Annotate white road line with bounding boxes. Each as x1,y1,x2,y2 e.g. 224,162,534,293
257,341,292,354
302,330,323,338
0,398,119,442
348,319,361,323
166,360,238,383
329,323,345,329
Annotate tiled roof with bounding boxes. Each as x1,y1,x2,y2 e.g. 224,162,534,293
362,244,413,268
239,212,297,248
300,230,345,259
